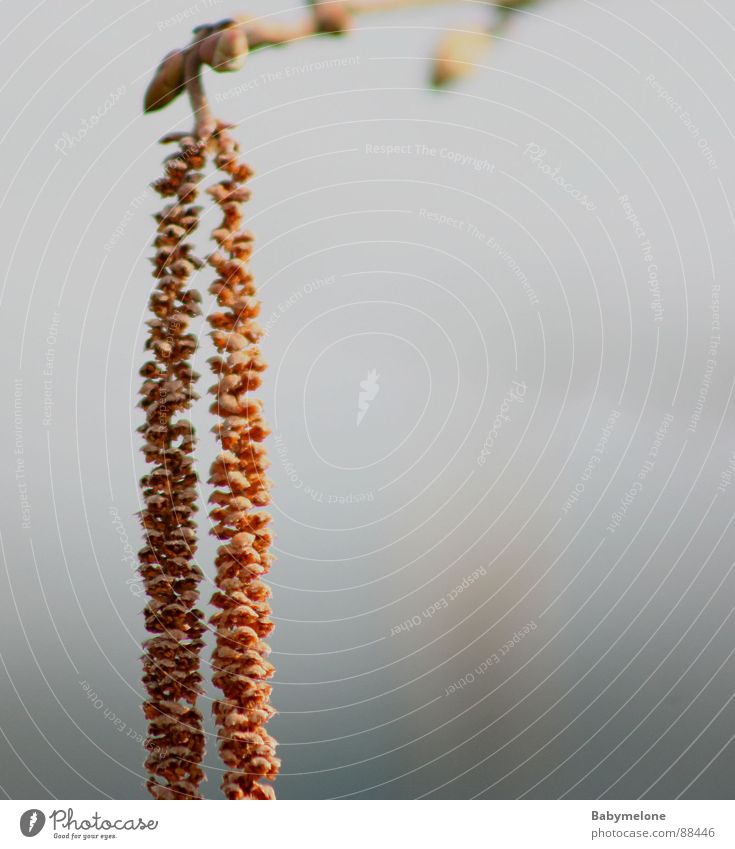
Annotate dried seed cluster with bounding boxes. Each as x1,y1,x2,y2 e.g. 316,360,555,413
138,137,207,800
206,128,280,800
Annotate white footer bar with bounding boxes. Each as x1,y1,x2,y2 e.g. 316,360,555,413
2,800,733,848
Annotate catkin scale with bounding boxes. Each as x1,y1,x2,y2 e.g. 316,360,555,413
206,128,280,800
138,137,207,800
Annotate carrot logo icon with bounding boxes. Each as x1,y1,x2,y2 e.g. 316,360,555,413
357,369,380,426
20,809,45,837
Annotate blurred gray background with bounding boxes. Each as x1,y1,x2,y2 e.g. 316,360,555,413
1,0,735,800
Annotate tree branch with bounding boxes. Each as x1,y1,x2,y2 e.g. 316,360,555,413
145,0,543,139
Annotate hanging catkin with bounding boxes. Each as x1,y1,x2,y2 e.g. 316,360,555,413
138,136,207,800
137,2,517,801
206,127,281,800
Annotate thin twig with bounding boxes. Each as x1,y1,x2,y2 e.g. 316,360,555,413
184,40,217,139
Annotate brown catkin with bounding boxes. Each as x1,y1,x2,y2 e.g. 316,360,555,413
138,136,208,800
206,128,281,800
